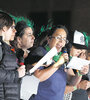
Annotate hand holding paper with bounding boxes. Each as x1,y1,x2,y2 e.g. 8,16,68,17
66,57,90,70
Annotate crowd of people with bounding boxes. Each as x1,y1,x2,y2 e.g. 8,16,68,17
0,10,90,100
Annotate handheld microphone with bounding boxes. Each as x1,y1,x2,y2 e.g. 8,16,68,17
62,47,67,53
62,47,69,68
16,49,31,75
16,49,24,66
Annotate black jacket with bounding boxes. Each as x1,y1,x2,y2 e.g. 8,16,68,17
0,41,20,100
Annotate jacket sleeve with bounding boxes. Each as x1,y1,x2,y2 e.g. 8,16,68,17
0,44,3,61
0,68,19,83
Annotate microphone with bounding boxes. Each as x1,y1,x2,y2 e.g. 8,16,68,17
62,47,67,53
16,49,31,75
62,47,69,68
16,49,24,66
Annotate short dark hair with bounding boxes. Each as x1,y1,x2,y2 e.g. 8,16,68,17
0,11,13,30
15,21,29,37
47,25,68,37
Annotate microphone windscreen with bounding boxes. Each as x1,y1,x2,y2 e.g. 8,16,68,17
62,47,67,53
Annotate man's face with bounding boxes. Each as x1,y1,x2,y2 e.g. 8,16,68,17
48,28,67,52
19,27,35,49
70,46,86,57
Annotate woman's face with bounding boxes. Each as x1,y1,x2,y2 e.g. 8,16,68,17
18,27,35,49
3,22,16,42
48,28,67,52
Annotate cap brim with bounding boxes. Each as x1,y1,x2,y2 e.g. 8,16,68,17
72,43,88,49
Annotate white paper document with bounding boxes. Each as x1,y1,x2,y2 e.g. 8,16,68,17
66,57,90,70
20,75,40,100
29,47,57,74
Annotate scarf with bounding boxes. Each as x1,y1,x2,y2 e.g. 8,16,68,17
45,45,62,62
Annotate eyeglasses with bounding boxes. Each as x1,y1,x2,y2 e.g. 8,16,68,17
11,26,15,30
51,36,68,43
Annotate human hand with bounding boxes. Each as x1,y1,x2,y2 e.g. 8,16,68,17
79,52,86,60
58,53,68,64
77,80,90,90
17,65,26,78
54,53,69,67
80,65,89,75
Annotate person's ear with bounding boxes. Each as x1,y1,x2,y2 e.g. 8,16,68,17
17,37,21,43
2,26,8,32
17,36,22,48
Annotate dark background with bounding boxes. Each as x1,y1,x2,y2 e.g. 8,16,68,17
0,0,90,35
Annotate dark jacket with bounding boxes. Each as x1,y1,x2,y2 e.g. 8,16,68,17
0,41,20,100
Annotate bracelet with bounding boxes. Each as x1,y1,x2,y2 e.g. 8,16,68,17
73,86,77,91
77,71,82,77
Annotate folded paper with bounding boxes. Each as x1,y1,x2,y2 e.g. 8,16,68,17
67,57,90,70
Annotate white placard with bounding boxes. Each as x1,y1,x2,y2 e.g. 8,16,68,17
66,57,90,70
29,47,57,74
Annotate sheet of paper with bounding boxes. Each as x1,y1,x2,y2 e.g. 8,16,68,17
29,47,57,74
66,57,90,70
20,75,40,100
